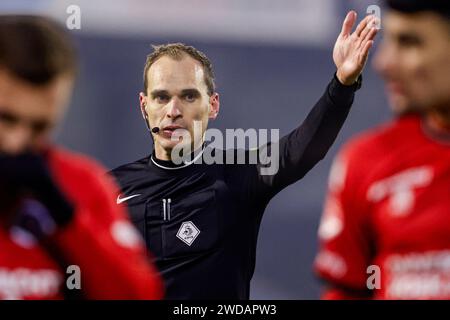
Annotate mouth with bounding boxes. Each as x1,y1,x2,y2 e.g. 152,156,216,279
160,125,185,138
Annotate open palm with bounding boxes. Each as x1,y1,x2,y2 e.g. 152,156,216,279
334,11,378,85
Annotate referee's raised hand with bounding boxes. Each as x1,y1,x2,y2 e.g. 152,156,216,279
334,11,379,85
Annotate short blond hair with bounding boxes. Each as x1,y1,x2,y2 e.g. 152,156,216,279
143,42,215,96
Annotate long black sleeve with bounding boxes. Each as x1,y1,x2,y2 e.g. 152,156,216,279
248,74,359,201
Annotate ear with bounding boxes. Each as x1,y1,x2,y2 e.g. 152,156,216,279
139,92,148,119
208,93,220,120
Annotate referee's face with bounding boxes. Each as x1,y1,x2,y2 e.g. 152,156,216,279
373,11,450,115
0,70,73,155
141,55,219,160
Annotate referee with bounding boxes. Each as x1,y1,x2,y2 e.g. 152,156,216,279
110,12,378,299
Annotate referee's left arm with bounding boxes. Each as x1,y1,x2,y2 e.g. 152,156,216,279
249,11,378,199
252,74,359,199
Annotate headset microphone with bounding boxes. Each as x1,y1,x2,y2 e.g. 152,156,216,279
151,127,160,134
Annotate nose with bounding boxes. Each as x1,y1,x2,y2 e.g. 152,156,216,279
1,125,33,155
166,98,182,120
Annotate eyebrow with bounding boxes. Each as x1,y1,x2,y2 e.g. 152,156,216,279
150,89,169,99
397,32,422,41
0,109,53,132
180,88,201,97
150,88,201,99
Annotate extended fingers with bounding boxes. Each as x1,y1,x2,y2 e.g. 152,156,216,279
359,39,374,65
357,16,379,49
341,11,357,37
354,14,375,37
365,26,378,42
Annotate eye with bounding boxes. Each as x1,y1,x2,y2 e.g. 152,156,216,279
0,110,19,126
397,34,422,48
155,94,170,103
184,93,196,102
31,120,50,135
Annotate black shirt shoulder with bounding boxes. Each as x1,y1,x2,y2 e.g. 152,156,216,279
108,156,150,186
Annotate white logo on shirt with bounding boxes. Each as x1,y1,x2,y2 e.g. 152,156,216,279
176,221,200,246
366,166,434,216
116,193,141,204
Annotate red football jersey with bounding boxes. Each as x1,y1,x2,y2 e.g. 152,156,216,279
0,146,164,300
315,115,450,299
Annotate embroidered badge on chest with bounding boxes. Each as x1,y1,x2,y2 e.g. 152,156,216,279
176,221,200,246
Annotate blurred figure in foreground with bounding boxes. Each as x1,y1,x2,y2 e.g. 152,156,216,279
0,15,163,299
315,0,450,299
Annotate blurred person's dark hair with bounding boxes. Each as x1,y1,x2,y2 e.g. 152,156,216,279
386,0,450,22
0,15,77,85
143,42,215,96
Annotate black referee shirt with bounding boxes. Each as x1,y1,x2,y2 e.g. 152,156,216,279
110,75,358,299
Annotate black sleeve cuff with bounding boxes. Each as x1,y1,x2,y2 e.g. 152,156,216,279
327,73,362,108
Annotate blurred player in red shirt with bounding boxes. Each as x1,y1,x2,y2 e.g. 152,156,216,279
0,15,163,300
314,0,450,299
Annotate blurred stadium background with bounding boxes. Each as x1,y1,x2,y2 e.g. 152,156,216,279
1,0,389,299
